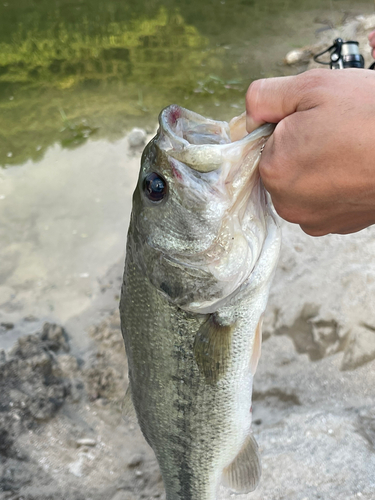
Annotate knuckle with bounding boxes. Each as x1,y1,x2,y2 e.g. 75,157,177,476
298,68,328,89
294,69,329,108
273,201,319,230
271,201,297,223
261,119,296,176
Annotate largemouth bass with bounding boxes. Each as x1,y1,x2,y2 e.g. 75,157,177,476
120,105,281,500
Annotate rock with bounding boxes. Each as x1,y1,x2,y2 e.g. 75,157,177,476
76,438,97,447
0,322,14,330
128,128,147,148
284,48,311,65
341,325,375,370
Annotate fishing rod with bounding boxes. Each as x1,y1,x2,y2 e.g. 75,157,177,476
313,37,375,70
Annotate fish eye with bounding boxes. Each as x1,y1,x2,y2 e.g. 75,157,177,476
143,172,168,203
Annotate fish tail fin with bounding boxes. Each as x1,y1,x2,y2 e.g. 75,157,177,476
221,433,261,493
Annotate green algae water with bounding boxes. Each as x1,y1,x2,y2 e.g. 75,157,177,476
1,0,374,168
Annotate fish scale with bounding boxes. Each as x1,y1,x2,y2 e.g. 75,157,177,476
120,105,281,499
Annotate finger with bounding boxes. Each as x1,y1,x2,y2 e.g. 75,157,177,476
300,224,330,237
245,69,324,125
368,30,375,43
370,36,375,50
258,116,296,191
301,216,374,236
245,114,266,133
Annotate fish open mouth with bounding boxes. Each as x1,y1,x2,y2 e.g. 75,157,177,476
158,104,274,175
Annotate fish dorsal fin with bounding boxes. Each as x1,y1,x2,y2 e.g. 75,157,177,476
122,384,137,423
250,316,263,376
193,314,234,384
221,433,261,493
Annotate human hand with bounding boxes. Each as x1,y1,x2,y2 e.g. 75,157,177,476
245,69,375,236
368,30,375,59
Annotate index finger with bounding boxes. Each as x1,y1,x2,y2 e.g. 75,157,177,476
245,69,326,132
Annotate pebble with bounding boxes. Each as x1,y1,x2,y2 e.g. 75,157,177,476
68,456,84,477
128,128,147,148
76,438,97,447
0,322,14,330
284,48,310,65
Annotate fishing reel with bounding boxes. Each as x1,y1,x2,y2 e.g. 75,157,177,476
313,38,375,70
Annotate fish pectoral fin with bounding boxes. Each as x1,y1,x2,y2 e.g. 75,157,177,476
221,433,261,493
121,384,137,423
193,314,234,384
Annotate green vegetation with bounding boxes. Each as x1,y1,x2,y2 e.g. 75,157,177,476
0,0,372,167
0,5,240,166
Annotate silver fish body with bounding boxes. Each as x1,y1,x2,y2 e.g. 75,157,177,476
120,105,281,500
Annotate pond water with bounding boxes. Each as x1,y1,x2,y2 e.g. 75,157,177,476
0,0,374,351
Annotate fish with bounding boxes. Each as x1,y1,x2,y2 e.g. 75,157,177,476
120,104,281,500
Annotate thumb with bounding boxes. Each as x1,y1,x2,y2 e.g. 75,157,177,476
245,70,323,131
